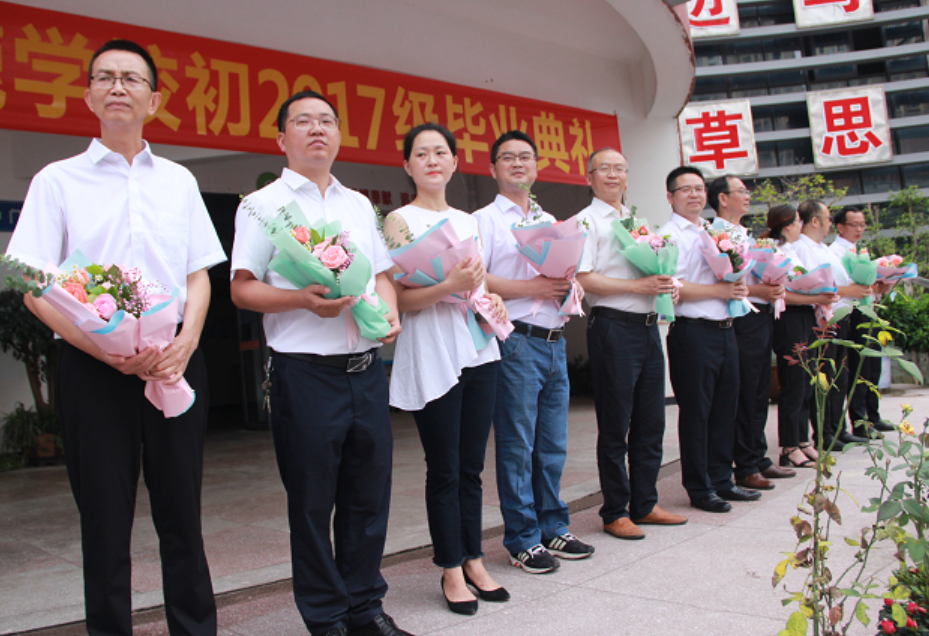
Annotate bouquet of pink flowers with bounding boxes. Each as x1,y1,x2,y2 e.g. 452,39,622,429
786,263,838,322
747,242,792,319
875,254,918,284
389,217,513,349
611,216,680,320
699,226,756,318
245,199,391,347
510,216,588,317
7,250,195,418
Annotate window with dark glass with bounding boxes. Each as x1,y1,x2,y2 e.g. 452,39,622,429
827,171,863,196
876,0,921,12
812,32,851,56
776,139,814,167
888,56,929,80
725,40,764,65
731,74,768,98
764,36,803,61
757,1,795,25
884,21,925,47
757,142,778,169
753,106,774,133
888,89,929,118
695,44,722,68
903,164,929,188
894,126,929,154
772,103,810,130
862,166,902,194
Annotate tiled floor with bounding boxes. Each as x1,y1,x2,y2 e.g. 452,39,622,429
2,390,925,636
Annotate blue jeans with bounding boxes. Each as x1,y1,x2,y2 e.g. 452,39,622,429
494,330,571,554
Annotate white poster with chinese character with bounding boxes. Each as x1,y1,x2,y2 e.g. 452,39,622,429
687,0,741,38
678,99,758,179
807,86,892,169
793,0,873,29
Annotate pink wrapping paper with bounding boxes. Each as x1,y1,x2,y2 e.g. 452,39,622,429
510,217,587,317
748,249,793,319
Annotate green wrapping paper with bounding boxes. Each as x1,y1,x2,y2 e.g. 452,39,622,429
611,220,679,320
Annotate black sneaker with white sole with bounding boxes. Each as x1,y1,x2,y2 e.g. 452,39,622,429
508,544,559,574
543,532,595,560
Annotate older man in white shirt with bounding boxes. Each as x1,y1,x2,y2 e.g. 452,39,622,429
659,166,761,513
575,148,687,540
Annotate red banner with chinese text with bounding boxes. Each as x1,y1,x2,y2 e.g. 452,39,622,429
0,2,620,185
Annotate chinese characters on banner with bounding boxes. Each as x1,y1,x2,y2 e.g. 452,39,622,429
677,99,758,179
686,0,741,38
807,86,892,169
0,1,620,186
793,0,873,29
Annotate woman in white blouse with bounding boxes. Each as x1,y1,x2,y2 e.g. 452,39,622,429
383,123,509,616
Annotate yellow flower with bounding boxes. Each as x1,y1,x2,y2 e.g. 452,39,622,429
878,331,893,346
817,372,829,392
900,420,916,436
903,404,912,412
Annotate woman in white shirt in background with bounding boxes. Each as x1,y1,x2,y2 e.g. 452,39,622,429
382,123,510,616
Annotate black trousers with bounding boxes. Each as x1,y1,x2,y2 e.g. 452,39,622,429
667,319,739,499
812,316,851,440
58,343,216,636
587,313,665,523
773,306,815,447
270,353,392,636
732,308,774,479
412,362,497,568
847,308,883,429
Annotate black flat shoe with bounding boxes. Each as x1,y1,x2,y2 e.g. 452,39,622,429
717,486,762,502
463,571,510,602
441,576,477,615
690,493,731,513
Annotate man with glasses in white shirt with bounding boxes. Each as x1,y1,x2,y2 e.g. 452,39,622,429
474,131,595,575
829,207,893,439
576,149,688,541
707,176,795,493
659,167,761,513
7,40,225,636
230,90,409,636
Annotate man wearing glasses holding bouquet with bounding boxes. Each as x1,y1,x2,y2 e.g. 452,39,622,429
7,40,226,635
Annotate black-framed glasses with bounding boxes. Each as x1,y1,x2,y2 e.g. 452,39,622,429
90,73,154,91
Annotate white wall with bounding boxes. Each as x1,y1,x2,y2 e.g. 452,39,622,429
617,117,683,227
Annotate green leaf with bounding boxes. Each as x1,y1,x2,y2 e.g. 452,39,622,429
858,305,880,322
310,228,323,245
86,264,104,276
878,500,902,521
773,558,790,586
855,600,870,626
845,537,860,546
785,611,807,636
831,305,853,324
892,601,907,626
896,359,924,385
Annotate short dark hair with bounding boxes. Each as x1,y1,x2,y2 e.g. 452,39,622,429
707,176,735,213
88,39,158,91
666,166,705,192
490,130,537,163
833,206,863,226
277,90,339,133
798,199,826,225
403,123,457,161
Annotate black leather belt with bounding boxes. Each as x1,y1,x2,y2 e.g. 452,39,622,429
274,349,379,373
590,306,658,326
784,305,815,315
754,303,773,314
512,321,564,342
676,316,734,329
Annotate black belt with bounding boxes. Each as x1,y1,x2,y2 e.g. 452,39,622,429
512,321,564,342
590,306,658,326
676,316,734,329
784,305,815,315
274,349,380,373
753,303,773,314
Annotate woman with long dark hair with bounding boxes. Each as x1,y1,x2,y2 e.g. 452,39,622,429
383,123,510,616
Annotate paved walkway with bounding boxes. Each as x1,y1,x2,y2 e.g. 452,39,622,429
2,389,927,635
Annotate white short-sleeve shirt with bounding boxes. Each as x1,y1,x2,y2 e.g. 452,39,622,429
576,197,655,314
230,168,392,355
387,205,499,411
658,212,728,321
7,139,226,322
473,194,565,329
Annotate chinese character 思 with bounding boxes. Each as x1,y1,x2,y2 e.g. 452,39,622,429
820,96,882,156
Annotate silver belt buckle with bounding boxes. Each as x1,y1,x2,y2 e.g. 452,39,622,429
546,330,562,343
347,352,372,373
645,313,658,326
720,318,733,329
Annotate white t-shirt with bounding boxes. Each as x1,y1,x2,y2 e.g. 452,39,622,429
387,205,499,411
658,212,728,321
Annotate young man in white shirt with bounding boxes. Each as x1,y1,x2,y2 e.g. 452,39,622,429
576,148,688,541
8,40,225,636
659,166,760,513
474,131,594,574
229,91,409,636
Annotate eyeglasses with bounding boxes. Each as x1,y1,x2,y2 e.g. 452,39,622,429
495,152,537,165
287,115,341,131
591,164,628,176
90,73,154,91
726,188,751,196
670,185,706,195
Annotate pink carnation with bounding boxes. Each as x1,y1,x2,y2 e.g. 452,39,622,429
319,245,349,270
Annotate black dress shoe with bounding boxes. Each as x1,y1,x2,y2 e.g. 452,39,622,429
873,420,895,432
441,577,477,616
463,571,510,602
690,493,732,513
837,431,869,445
717,486,762,502
324,629,347,636
350,613,416,636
